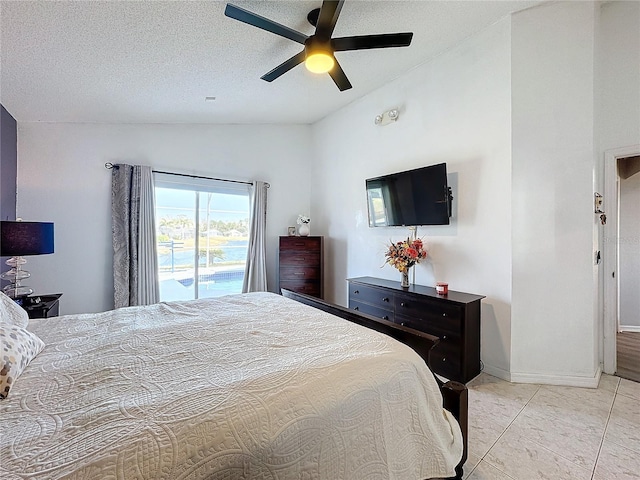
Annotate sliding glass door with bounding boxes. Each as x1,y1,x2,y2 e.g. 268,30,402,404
154,173,250,301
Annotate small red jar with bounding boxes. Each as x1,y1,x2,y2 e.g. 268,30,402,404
436,282,448,295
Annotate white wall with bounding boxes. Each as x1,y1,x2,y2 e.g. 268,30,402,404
598,1,640,338
619,171,640,329
510,2,599,383
17,123,312,314
311,18,514,377
598,1,640,155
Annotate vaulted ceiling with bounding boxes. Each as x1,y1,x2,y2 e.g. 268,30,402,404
1,1,543,125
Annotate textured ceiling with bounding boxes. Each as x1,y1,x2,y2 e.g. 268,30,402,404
0,0,543,125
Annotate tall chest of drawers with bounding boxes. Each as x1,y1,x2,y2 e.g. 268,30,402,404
347,276,484,383
278,236,324,299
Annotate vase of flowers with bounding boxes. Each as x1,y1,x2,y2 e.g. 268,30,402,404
384,237,428,288
297,215,310,236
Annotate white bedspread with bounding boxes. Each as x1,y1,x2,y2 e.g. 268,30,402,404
1,292,462,479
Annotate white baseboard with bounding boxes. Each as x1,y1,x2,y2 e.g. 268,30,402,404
620,325,640,333
480,364,511,383
509,365,602,388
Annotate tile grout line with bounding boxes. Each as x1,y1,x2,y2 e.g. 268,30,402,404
615,378,640,400
589,378,620,480
518,382,618,476
474,384,543,480
487,384,589,476
483,383,609,478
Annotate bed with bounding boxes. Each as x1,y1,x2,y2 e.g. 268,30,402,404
1,291,465,479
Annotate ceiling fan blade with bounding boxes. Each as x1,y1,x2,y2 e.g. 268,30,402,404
225,4,308,45
328,59,352,91
315,0,345,39
332,33,413,51
261,51,306,82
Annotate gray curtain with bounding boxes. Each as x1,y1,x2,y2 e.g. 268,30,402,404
242,181,268,292
112,164,160,308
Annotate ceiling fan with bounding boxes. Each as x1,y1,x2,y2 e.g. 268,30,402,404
224,0,413,91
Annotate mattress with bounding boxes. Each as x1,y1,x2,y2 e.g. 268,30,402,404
0,292,463,479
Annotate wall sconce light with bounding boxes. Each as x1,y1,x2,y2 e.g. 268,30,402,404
374,108,400,126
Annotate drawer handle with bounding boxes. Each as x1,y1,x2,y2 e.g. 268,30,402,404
354,290,359,294
442,335,447,340
354,306,359,311
442,357,447,362
294,272,305,276
400,322,405,326
382,315,389,320
400,302,407,307
382,297,389,302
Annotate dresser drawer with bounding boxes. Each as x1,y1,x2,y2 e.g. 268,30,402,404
395,297,462,337
279,237,322,251
349,300,393,321
280,281,321,297
396,315,461,380
349,283,394,307
395,295,462,319
395,313,459,341
279,252,321,267
279,266,320,281
431,343,462,380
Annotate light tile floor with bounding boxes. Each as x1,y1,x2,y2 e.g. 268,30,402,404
462,373,640,480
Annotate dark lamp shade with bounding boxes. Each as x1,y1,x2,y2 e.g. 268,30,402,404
0,221,54,256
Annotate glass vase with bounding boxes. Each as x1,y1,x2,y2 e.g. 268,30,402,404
401,270,410,288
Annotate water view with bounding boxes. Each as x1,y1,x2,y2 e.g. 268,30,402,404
158,241,248,300
155,186,250,301
158,240,248,270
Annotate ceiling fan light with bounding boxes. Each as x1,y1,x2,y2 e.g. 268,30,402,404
305,52,334,74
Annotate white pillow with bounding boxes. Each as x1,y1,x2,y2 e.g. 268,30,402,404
0,291,29,328
0,323,45,399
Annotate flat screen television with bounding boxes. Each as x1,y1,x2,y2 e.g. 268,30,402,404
366,163,452,227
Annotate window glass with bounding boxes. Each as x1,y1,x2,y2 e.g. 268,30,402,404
155,176,250,301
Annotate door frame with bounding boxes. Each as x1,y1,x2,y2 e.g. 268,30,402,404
603,144,640,374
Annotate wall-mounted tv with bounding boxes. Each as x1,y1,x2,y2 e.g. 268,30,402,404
366,163,452,227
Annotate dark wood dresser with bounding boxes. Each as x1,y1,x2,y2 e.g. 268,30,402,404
347,276,484,383
278,236,324,299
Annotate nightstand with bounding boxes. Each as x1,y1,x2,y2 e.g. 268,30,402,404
23,293,63,319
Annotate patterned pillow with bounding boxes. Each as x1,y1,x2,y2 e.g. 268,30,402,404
0,323,45,399
0,291,29,328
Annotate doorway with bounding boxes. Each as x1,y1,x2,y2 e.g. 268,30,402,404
617,333,640,382
603,145,640,381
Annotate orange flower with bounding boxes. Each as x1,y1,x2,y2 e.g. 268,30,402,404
383,237,428,272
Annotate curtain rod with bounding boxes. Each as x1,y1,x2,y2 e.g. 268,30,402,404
105,162,269,188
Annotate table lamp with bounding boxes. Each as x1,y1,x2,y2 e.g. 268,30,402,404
0,221,54,299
